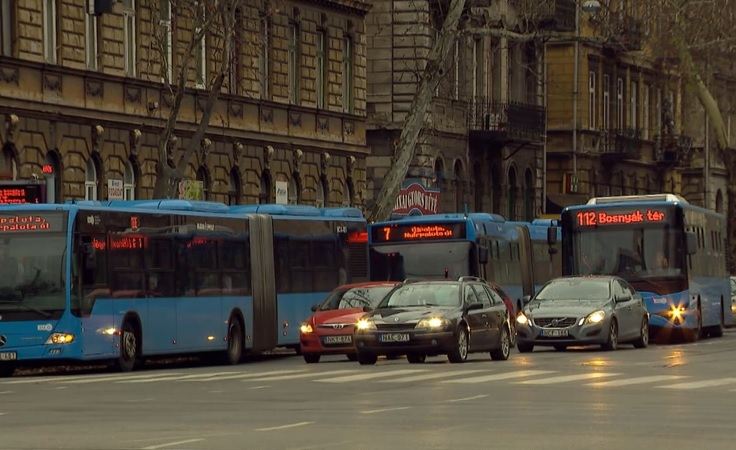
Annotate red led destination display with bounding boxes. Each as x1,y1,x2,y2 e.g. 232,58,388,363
575,209,667,227
0,184,45,205
0,213,65,233
371,223,466,243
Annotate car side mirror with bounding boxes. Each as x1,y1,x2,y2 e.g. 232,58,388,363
362,305,373,312
521,295,532,308
686,231,697,255
467,302,484,311
311,304,320,312
547,226,558,246
478,246,489,265
615,294,631,303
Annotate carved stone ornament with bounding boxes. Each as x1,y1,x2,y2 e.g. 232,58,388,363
0,68,19,85
125,86,142,103
42,74,62,93
200,138,212,160
289,112,302,128
232,142,243,165
129,129,142,157
293,148,304,174
229,102,243,118
264,145,275,170
317,117,329,132
346,155,356,178
343,121,355,136
320,152,331,176
4,114,19,144
261,108,273,123
91,125,105,152
85,80,103,98
166,135,178,164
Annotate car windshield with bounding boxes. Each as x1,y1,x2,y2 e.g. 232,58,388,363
320,286,395,310
379,283,461,308
535,279,611,301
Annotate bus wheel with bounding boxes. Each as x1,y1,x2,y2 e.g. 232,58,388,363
224,317,244,365
117,321,139,372
0,364,16,378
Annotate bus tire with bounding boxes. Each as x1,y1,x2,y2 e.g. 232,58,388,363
224,317,244,366
0,364,16,378
117,320,140,373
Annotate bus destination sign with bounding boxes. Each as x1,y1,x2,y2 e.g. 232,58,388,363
0,184,45,205
372,222,466,243
576,209,667,227
0,213,65,233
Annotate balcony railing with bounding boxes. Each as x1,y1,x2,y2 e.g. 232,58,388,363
654,134,693,166
599,128,643,160
468,98,546,143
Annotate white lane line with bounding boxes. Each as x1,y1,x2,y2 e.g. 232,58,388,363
142,438,204,449
60,373,184,385
443,370,556,384
588,375,687,387
2,376,77,385
244,369,356,382
248,385,270,390
120,372,241,383
378,369,486,383
447,394,488,403
516,373,620,385
361,406,411,415
315,369,426,383
0,391,13,395
186,370,302,382
657,378,736,390
54,386,68,390
255,422,314,432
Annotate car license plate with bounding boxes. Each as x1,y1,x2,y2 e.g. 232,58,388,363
0,352,17,361
323,335,352,345
379,333,410,343
540,329,568,338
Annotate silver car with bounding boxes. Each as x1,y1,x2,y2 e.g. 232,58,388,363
515,276,649,352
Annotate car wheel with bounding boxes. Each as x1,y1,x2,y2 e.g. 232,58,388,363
517,342,534,353
633,317,649,349
602,319,618,351
447,327,469,363
357,353,378,365
303,354,320,364
490,327,511,361
407,354,426,364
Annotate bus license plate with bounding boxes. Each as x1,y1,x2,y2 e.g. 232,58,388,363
0,352,17,361
541,329,568,338
379,333,410,343
323,336,352,345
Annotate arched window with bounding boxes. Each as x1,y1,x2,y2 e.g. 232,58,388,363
716,189,724,213
288,175,299,204
196,166,210,200
316,176,327,207
524,168,534,221
259,170,272,204
0,144,17,181
454,160,464,212
124,159,137,200
45,151,62,203
342,178,353,207
507,166,517,220
434,158,444,189
228,168,241,205
85,157,98,200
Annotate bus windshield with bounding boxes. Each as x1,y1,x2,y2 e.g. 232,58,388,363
570,227,684,281
370,242,472,281
0,234,66,317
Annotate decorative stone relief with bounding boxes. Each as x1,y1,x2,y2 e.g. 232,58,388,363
264,145,275,170
317,117,329,132
320,152,331,176
346,155,356,178
43,74,62,93
293,148,304,174
232,142,243,165
125,86,142,103
4,114,19,144
289,112,302,128
129,129,142,157
91,125,105,153
229,102,243,118
0,68,19,85
85,80,103,98
261,108,273,123
200,138,212,161
343,121,355,136
166,135,178,165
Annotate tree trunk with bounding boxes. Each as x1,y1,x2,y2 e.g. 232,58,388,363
367,0,467,223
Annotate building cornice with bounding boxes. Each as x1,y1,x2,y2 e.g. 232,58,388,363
309,0,372,17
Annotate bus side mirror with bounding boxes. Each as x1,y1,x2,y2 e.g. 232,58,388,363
479,247,489,264
547,226,558,246
83,243,97,269
686,231,697,255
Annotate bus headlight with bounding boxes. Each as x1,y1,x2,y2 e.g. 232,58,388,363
44,333,75,345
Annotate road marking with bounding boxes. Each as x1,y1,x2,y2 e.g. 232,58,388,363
2,376,77,385
0,391,13,395
447,394,488,403
361,406,411,415
443,370,556,384
256,422,314,432
516,372,620,385
245,369,357,382
185,370,301,382
60,373,184,384
315,369,426,383
54,386,68,390
248,385,270,390
377,369,485,383
142,438,204,449
588,375,687,387
119,372,240,383
657,378,736,390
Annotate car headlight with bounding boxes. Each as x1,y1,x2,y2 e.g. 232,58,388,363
356,319,376,331
416,317,447,329
578,310,605,326
299,323,313,334
516,313,529,325
44,333,75,345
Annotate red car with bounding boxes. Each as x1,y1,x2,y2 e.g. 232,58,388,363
300,281,400,363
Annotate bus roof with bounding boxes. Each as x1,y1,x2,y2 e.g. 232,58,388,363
376,212,506,224
585,193,689,205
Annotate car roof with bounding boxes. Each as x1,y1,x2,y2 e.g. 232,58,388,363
550,275,617,282
334,281,401,290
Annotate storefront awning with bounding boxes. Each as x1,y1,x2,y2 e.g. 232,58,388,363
546,193,589,214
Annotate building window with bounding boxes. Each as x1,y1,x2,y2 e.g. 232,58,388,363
85,12,98,70
85,158,98,201
124,160,136,200
288,176,299,204
316,177,327,207
260,12,271,99
656,88,662,135
316,29,327,109
603,74,610,130
342,179,353,207
288,22,300,104
342,35,353,113
453,40,460,100
123,0,136,77
643,84,650,139
524,168,534,222
229,9,242,94
588,71,596,129
1,1,13,56
259,170,272,204
472,38,483,98
45,151,62,203
1,144,17,181
160,0,173,83
195,3,206,89
630,81,638,130
196,166,210,200
43,0,57,64
616,77,624,128
228,168,241,205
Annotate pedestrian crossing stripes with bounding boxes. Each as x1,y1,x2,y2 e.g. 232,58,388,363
4,367,736,391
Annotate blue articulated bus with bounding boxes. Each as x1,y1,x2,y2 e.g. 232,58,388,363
560,194,732,341
0,200,368,377
368,213,560,316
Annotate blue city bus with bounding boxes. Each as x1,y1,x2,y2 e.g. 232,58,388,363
368,213,560,315
560,194,732,341
0,200,368,377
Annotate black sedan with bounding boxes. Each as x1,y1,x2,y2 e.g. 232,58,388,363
353,277,513,365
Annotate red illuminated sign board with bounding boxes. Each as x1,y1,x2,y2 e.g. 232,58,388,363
371,223,466,243
0,213,65,233
0,184,45,205
575,209,667,227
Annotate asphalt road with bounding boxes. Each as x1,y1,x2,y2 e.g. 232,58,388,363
2,332,736,450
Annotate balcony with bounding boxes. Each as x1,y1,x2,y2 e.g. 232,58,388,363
599,128,643,161
468,98,546,144
655,134,693,167
510,0,575,32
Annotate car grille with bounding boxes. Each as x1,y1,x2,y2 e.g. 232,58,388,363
375,323,415,332
317,324,354,330
534,317,577,328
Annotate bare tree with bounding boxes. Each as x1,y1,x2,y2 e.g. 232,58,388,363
147,0,244,199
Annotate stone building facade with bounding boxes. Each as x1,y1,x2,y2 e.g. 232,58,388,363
0,0,370,207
